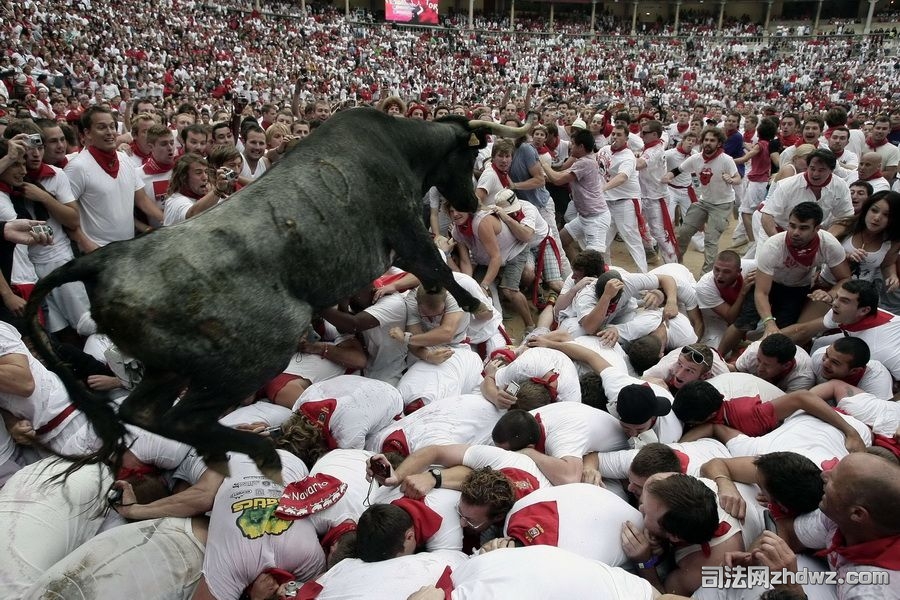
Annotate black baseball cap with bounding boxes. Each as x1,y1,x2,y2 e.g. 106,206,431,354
617,384,672,425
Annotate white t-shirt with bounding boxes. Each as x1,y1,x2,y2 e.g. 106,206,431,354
695,259,757,346
370,486,464,552
462,445,553,491
810,348,893,400
642,346,730,386
762,172,854,230
65,148,143,246
532,402,629,457
25,166,77,264
162,191,195,226
503,483,642,567
448,545,656,600
734,340,816,392
494,347,581,404
649,263,699,310
360,291,409,385
405,290,470,346
307,449,375,536
706,372,786,402
599,438,732,479
453,271,503,345
600,368,683,446
756,231,846,287
203,451,324,600
561,271,659,334
299,550,468,600
137,164,172,218
293,375,403,450
365,394,503,456
397,345,483,407
597,146,641,201
815,309,900,380
638,141,668,199
476,165,509,206
726,412,872,471
676,151,738,205
837,392,900,438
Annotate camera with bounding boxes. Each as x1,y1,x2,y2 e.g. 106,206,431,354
31,224,53,237
505,381,520,395
282,580,299,598
369,456,391,479
26,134,43,148
223,168,237,182
107,487,123,506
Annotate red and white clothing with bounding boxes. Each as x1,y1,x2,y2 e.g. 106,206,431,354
359,290,409,386
735,340,815,392
837,392,900,442
450,211,528,270
530,402,629,457
597,145,647,272
453,272,506,356
560,271,662,340
665,145,697,214
494,347,581,404
726,412,872,471
761,172,853,232
297,550,468,600
0,459,113,598
366,394,503,457
813,309,900,380
569,336,631,378
564,153,610,254
695,259,757,347
810,348,893,400
137,161,172,223
447,545,657,600
476,165,511,206
293,375,404,450
673,477,743,564
757,231,846,288
65,148,144,246
599,438,732,479
306,449,374,536
676,150,738,206
795,509,900,600
277,321,357,390
640,140,678,263
371,486,464,552
405,288,470,346
203,451,324,600
163,191,218,227
503,483,642,567
864,137,900,172
462,445,553,492
25,517,205,600
397,345,483,409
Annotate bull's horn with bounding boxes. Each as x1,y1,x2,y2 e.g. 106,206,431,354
468,118,534,138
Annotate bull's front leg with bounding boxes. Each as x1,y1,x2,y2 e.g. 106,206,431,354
392,227,484,315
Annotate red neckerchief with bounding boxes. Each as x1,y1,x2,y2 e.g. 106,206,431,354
702,148,723,163
381,428,410,457
116,463,159,481
818,531,900,570
840,309,895,332
142,157,173,176
297,398,339,450
243,569,295,600
781,134,801,146
455,214,475,239
130,142,150,162
716,274,743,306
743,129,755,143
491,163,511,188
673,450,690,473
499,467,540,501
766,501,796,520
832,149,844,158
507,209,525,222
823,127,837,139
56,156,69,169
533,413,547,453
674,521,732,557
676,123,689,133
866,136,888,150
872,433,900,459
87,146,120,178
180,186,204,200
26,163,55,181
528,371,559,402
861,170,884,182
843,366,867,387
545,136,560,158
643,139,663,150
677,146,691,157
611,144,629,155
0,182,14,195
391,497,442,546
320,520,357,555
785,232,822,267
536,145,550,155
804,172,833,189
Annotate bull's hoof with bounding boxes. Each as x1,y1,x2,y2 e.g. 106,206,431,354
262,464,284,485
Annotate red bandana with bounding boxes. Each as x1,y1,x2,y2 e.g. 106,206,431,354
673,450,690,473
130,142,150,162
611,144,629,155
0,182,14,195
499,467,540,500
489,348,517,364
57,156,68,169
861,170,885,182
533,413,548,454
702,148,723,163
866,137,888,150
643,139,663,150
381,428,411,457
715,274,743,306
843,366,867,387
276,473,348,519
796,139,819,148
743,130,755,143
142,157,173,176
676,123,689,133
804,172,833,189
391,497,443,546
785,232,821,267
180,186,204,200
454,214,475,239
319,520,357,554
491,163,511,188
87,146,120,178
840,309,895,332
528,371,559,402
505,500,560,547
818,531,900,570
297,398,339,450
26,163,55,181
677,146,691,157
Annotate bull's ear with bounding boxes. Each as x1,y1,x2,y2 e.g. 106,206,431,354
468,133,480,147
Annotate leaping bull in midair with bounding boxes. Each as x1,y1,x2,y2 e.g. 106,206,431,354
25,108,532,481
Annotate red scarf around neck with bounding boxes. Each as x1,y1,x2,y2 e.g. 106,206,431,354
0,182,14,195
818,531,900,570
716,274,743,306
180,186,205,200
840,309,895,332
785,232,821,267
87,146,120,178
866,136,888,150
702,148,724,163
491,163,511,188
743,130,755,143
611,144,629,155
142,157,173,176
643,139,663,150
676,123,689,133
804,172,833,189
861,170,884,182
26,163,55,182
843,366,867,387
130,142,150,161
455,214,475,239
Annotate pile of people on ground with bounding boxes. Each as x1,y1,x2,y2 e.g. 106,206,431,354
0,75,899,599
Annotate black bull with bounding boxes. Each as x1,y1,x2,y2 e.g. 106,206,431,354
25,108,530,481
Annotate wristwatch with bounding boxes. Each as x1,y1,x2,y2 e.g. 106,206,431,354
429,468,442,489
637,555,661,569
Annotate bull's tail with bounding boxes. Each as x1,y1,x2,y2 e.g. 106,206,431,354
25,257,127,478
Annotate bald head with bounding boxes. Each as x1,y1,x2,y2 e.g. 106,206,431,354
858,152,883,179
838,453,900,534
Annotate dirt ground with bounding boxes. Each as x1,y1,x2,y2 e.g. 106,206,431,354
502,217,744,342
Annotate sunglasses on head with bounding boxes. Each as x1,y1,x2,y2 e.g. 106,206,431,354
681,346,710,367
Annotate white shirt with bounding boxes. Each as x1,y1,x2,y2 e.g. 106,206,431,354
810,348,893,400
706,372,787,402
816,309,900,380
65,148,143,246
756,231,846,287
676,151,738,205
599,438,731,479
23,166,76,264
638,141,668,198
837,392,900,438
462,445,553,491
532,401,629,456
762,172,854,230
695,259,757,346
597,146,641,201
307,449,374,536
494,347,581,404
600,368,683,446
734,340,816,392
360,290,409,386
